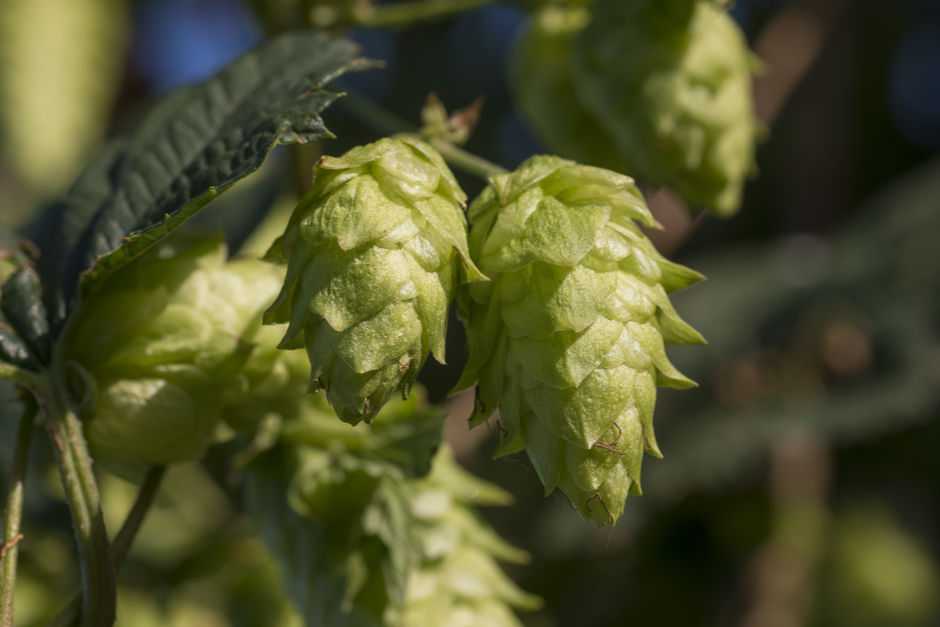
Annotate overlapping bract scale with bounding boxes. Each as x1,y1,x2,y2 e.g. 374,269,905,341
246,393,540,626
265,137,483,424
457,156,704,525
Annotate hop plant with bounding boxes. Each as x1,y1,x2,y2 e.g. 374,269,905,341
456,156,705,526
246,393,538,626
572,0,759,216
265,136,484,424
64,234,283,474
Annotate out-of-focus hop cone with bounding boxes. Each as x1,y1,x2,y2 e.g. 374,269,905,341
568,0,760,216
246,392,540,626
64,235,283,476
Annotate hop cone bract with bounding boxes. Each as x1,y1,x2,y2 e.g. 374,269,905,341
457,156,705,526
65,235,283,473
572,0,759,216
265,137,484,424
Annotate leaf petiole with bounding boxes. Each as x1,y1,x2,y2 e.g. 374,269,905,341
0,398,36,627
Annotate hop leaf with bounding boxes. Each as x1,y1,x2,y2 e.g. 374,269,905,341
571,0,759,216
265,136,484,424
457,156,704,526
64,234,283,473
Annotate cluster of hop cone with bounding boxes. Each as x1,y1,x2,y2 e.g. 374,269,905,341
63,0,757,623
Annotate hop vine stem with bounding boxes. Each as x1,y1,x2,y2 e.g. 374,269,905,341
346,0,500,28
0,398,35,627
41,382,115,627
337,90,508,180
47,465,166,627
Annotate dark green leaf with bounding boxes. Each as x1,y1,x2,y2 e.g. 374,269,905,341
1,267,50,366
60,31,373,307
0,326,36,371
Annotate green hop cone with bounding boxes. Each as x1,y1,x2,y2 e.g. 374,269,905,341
572,0,759,216
222,319,311,433
247,391,538,627
389,447,541,627
65,234,283,474
456,156,705,526
265,136,485,424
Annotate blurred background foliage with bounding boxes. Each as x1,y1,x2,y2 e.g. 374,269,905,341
1,0,939,625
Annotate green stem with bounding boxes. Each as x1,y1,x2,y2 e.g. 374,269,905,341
110,466,165,568
351,0,499,28
429,137,508,180
0,398,35,627
47,466,166,627
42,388,115,627
338,91,508,180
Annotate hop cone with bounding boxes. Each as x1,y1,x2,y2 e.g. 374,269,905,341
246,393,538,626
222,320,310,433
572,0,759,216
389,447,541,627
457,156,705,526
65,235,283,473
510,5,629,173
265,136,484,424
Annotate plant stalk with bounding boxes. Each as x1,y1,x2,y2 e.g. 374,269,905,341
351,0,498,28
110,466,165,568
429,137,508,180
47,466,166,627
42,388,115,627
0,399,35,627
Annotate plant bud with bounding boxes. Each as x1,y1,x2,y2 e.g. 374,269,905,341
572,0,759,216
65,235,282,472
265,137,484,424
457,156,704,526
